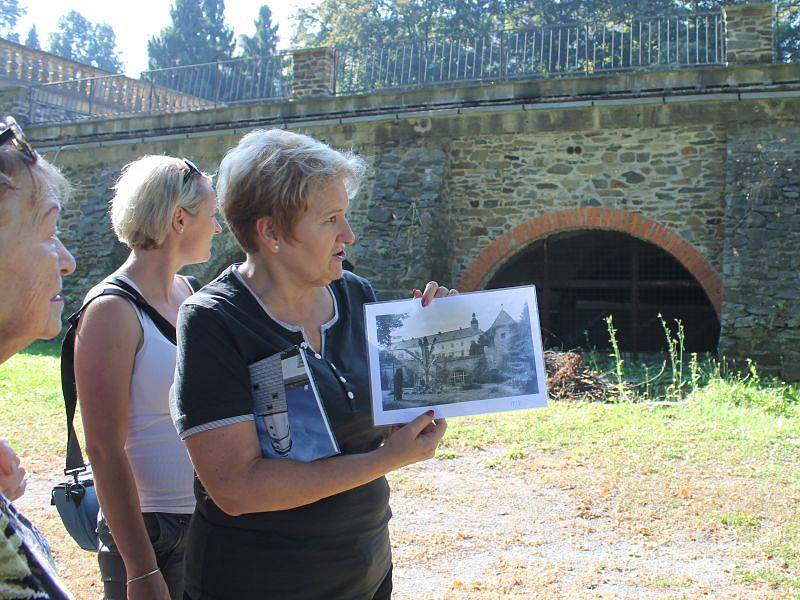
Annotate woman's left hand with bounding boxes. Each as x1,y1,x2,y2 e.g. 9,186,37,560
412,281,458,307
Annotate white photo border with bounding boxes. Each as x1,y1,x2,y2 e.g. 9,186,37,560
364,285,548,425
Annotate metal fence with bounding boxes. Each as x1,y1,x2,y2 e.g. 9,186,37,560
28,52,292,124
335,11,726,93
777,1,800,62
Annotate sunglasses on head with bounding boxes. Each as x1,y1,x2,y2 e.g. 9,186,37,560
0,116,37,163
182,158,201,186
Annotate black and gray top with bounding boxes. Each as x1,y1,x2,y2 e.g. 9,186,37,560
0,492,72,599
172,265,391,600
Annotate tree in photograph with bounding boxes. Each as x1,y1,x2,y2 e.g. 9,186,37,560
239,5,280,58
48,11,124,72
24,26,40,50
398,335,440,391
376,313,409,349
0,0,24,42
148,0,235,69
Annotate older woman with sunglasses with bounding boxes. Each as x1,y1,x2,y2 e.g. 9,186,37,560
0,116,75,598
74,156,221,600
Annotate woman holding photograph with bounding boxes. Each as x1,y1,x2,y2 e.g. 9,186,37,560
172,129,453,599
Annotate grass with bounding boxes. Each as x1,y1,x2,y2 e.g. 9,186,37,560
1,339,800,597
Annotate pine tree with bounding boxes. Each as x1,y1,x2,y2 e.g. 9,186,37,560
48,11,124,72
239,5,280,58
0,0,24,42
147,0,235,69
24,26,40,50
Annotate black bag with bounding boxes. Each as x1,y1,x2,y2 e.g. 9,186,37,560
52,275,201,551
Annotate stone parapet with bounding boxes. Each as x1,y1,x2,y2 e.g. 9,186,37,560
0,38,111,86
724,3,776,64
291,47,335,98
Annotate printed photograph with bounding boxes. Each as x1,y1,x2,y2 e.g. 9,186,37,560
248,347,339,462
366,286,548,424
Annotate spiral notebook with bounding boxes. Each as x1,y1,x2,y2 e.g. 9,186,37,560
248,346,339,462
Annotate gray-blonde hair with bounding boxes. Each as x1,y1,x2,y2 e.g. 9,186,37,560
0,149,70,226
110,155,212,250
217,129,366,253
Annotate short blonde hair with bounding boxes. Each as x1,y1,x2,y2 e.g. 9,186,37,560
110,155,212,250
0,149,69,225
217,129,366,253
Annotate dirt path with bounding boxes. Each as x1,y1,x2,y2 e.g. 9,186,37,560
14,446,782,599
386,447,779,599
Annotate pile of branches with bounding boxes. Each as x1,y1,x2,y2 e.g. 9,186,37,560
543,350,616,402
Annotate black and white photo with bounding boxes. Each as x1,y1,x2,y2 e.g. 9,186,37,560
365,286,548,425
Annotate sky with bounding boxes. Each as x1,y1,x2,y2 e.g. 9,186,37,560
388,288,534,342
15,0,319,77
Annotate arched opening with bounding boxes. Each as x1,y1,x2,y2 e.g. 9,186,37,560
486,230,720,353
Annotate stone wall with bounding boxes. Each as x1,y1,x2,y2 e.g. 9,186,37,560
291,48,334,98
0,86,29,124
720,121,800,377
724,3,776,64
28,60,800,376
445,126,726,287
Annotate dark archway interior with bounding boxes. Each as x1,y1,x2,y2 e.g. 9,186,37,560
486,231,720,353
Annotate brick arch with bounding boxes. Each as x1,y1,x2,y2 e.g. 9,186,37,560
458,207,722,315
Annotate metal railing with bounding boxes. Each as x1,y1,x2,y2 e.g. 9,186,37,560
777,1,800,62
28,52,292,124
335,11,725,93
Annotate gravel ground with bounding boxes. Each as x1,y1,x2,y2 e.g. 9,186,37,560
13,446,785,599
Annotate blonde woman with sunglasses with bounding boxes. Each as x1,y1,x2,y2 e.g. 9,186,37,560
74,156,221,600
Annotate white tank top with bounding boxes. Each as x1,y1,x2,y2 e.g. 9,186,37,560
85,275,196,514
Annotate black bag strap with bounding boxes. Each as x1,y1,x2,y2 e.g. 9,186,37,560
60,275,203,473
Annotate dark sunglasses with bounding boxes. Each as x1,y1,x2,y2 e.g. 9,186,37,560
182,158,201,185
0,116,37,163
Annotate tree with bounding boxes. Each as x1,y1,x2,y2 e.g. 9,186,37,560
294,0,502,48
398,335,440,391
239,5,280,58
294,0,733,48
0,0,24,42
48,11,124,72
376,312,409,348
24,26,40,50
148,0,235,69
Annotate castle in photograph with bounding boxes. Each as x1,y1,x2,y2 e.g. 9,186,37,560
380,306,533,396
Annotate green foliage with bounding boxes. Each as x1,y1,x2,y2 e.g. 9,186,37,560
605,315,627,401
293,0,728,48
239,5,280,58
717,511,762,530
24,25,40,51
48,11,124,73
0,0,24,42
148,0,235,69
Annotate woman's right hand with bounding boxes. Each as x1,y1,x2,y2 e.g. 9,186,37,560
0,438,26,501
127,570,170,600
379,411,447,470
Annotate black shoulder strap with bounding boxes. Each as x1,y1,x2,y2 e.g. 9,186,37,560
60,278,181,472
